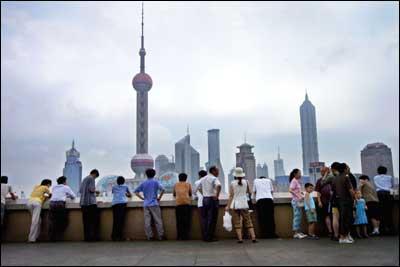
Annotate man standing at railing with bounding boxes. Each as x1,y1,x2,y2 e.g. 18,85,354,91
198,166,221,242
79,169,100,242
374,166,395,235
134,168,166,241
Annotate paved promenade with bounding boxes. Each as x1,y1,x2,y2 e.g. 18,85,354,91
1,237,398,266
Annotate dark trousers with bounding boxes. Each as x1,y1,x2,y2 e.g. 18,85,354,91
176,205,192,240
112,203,127,241
338,199,353,236
49,201,68,241
81,205,99,242
201,197,219,241
256,198,276,238
377,191,394,234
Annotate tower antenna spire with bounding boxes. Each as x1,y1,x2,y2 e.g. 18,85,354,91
278,146,280,159
72,139,75,149
305,89,309,101
139,1,146,73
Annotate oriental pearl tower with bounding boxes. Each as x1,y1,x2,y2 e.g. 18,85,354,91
131,3,154,180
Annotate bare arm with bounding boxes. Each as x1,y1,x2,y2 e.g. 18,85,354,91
135,192,144,200
225,185,234,211
158,189,165,202
215,185,221,199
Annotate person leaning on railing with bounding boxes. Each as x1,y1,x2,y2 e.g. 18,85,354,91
48,176,76,242
27,179,52,243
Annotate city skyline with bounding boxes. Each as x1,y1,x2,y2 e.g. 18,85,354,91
1,2,399,194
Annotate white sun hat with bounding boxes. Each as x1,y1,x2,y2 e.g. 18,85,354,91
233,167,246,178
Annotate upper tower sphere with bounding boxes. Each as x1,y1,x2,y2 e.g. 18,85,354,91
132,72,153,91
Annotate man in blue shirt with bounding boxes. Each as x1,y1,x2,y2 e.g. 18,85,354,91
111,176,132,241
134,169,166,240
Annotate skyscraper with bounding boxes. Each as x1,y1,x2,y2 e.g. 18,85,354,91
205,129,226,192
300,93,319,175
236,142,256,188
257,163,269,178
361,142,394,179
175,132,200,185
274,147,286,178
131,3,154,180
63,140,82,195
155,154,169,177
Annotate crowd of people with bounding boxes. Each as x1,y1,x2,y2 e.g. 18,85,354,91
289,163,396,244
0,163,396,244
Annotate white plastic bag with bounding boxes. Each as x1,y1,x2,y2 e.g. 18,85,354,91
223,211,232,232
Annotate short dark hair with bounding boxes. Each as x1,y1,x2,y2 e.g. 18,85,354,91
377,166,387,175
337,163,347,174
359,175,370,181
57,176,67,185
331,162,341,171
259,176,266,179
198,170,207,178
90,169,100,177
145,168,156,178
40,179,52,186
178,173,188,182
117,176,125,185
305,183,313,189
209,166,218,174
1,176,8,184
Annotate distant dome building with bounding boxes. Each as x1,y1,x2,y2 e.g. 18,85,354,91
158,171,179,193
96,175,119,195
131,154,154,180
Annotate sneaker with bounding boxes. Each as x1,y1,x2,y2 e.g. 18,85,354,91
252,239,258,243
298,233,308,239
293,233,301,239
371,231,380,236
347,234,354,242
308,235,319,240
237,240,243,244
339,238,354,244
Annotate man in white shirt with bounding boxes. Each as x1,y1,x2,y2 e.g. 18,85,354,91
198,166,221,242
193,170,208,241
1,176,17,229
253,176,278,238
49,176,76,241
373,166,395,235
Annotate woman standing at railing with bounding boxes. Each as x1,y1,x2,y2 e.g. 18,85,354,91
225,167,257,244
289,169,307,239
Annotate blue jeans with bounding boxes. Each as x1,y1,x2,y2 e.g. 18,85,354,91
291,199,302,232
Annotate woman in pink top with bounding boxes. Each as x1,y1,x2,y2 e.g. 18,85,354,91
289,169,307,239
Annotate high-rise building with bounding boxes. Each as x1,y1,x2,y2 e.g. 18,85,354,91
274,147,286,178
300,93,319,175
236,142,256,189
257,163,269,178
63,140,82,195
205,129,226,192
130,3,154,180
227,167,235,187
309,161,325,185
175,132,200,185
155,154,169,177
361,142,394,179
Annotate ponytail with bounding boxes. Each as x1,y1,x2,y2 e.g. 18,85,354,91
237,177,243,186
289,169,300,183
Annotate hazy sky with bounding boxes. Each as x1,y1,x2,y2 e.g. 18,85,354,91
1,1,399,194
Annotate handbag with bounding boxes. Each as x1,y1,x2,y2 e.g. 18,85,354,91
247,182,254,210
